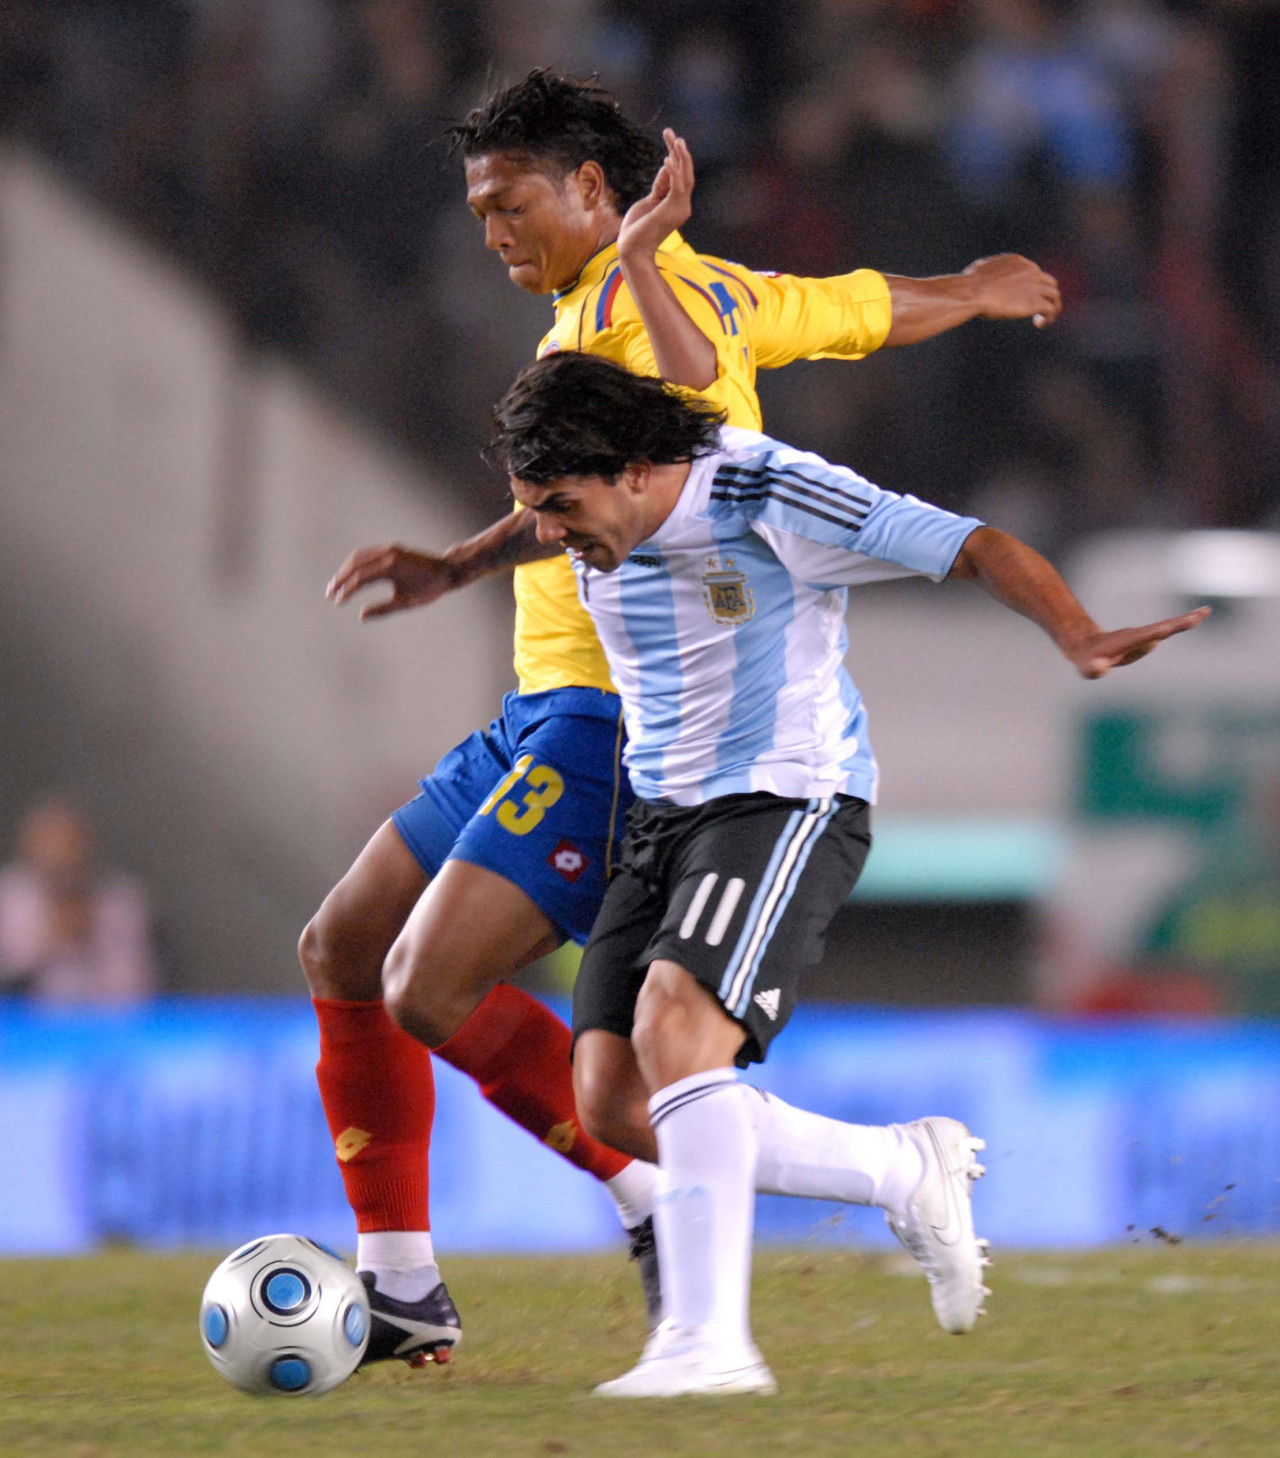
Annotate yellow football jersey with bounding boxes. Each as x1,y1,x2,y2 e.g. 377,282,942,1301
511,233,893,695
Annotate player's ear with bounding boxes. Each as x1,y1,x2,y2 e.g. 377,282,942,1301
620,461,650,496
574,160,612,213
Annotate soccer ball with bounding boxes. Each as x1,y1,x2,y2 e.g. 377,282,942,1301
199,1234,370,1396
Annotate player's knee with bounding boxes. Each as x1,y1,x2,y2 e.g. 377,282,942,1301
382,940,465,1047
298,906,353,998
631,962,697,1066
573,1059,619,1146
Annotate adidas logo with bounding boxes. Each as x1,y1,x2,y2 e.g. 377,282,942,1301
753,988,781,1021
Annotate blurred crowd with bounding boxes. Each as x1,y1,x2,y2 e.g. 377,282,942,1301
1,0,1277,546
0,797,159,1003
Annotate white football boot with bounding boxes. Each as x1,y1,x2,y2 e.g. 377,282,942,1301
594,1320,777,1398
884,1116,990,1334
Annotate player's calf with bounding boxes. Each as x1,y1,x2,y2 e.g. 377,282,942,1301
573,1030,658,1163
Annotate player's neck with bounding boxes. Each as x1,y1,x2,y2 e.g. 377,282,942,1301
556,216,623,293
638,462,693,541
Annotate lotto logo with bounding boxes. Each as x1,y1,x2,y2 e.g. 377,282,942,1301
548,840,588,882
544,1120,578,1153
335,1127,372,1162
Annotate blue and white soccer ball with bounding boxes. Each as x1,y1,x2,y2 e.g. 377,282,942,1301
199,1233,370,1396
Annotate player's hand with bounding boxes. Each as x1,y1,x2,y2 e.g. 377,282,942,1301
326,544,461,619
963,254,1062,328
1062,606,1211,679
618,129,694,264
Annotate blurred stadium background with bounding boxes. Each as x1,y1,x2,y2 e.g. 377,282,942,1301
0,0,1278,1258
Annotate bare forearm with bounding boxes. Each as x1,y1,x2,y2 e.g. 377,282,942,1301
950,526,1210,678
883,254,1060,345
949,527,1097,656
445,509,560,583
617,254,719,389
882,273,981,347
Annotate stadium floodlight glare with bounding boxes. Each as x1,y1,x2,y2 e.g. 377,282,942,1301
1168,531,1280,599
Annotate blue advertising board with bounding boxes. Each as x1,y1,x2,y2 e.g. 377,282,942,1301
2,999,1277,1255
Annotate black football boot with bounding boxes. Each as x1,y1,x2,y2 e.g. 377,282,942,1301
357,1271,462,1368
627,1215,664,1332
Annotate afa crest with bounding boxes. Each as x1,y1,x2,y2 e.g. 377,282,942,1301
702,558,755,624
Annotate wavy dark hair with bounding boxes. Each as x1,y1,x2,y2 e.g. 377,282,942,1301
488,353,726,484
447,70,665,210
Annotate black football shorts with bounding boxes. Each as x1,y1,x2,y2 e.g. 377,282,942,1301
572,791,871,1065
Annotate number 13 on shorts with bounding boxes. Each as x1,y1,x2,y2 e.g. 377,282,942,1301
477,754,566,835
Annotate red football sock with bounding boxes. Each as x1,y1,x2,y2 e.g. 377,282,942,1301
313,998,435,1233
437,982,631,1183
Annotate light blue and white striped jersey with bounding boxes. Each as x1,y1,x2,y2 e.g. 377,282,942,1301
572,426,983,806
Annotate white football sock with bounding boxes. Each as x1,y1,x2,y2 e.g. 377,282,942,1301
745,1088,924,1212
649,1068,757,1358
605,1159,660,1230
356,1230,440,1302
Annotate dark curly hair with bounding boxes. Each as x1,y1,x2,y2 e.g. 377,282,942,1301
488,353,726,484
447,70,665,211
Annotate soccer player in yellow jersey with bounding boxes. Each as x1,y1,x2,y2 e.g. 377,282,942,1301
302,71,1061,1364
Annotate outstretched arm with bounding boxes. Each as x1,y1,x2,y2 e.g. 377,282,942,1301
326,509,557,620
617,133,1061,376
615,129,719,390
949,526,1209,678
882,256,1062,346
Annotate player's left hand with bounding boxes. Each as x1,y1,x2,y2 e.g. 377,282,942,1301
326,543,462,619
963,254,1062,329
1063,606,1211,679
618,129,694,264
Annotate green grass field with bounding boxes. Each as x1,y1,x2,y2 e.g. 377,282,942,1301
3,1243,1278,1457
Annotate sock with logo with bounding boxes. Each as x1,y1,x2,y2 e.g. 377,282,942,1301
745,1088,923,1211
313,998,435,1235
436,983,637,1200
650,1068,758,1356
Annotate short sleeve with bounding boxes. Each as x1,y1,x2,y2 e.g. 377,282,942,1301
747,268,893,368
604,267,732,380
599,276,746,422
730,448,981,586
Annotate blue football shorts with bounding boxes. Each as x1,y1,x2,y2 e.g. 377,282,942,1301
391,687,632,946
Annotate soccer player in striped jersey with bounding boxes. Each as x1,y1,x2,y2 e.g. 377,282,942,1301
488,351,1209,1397
307,71,1060,1364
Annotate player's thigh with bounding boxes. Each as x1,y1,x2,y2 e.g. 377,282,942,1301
631,958,749,1091
444,708,630,948
384,857,560,1011
644,793,872,1066
301,716,512,999
572,867,662,1064
385,702,627,1029
299,817,430,999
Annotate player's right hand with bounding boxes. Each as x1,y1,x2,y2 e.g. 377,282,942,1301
326,544,461,619
963,254,1062,328
617,128,695,263
1063,606,1211,679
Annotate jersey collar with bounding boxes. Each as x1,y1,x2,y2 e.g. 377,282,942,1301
551,230,687,304
636,441,724,551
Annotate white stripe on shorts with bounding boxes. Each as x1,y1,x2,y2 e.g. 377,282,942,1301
723,799,832,1013
678,872,719,939
705,877,745,946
